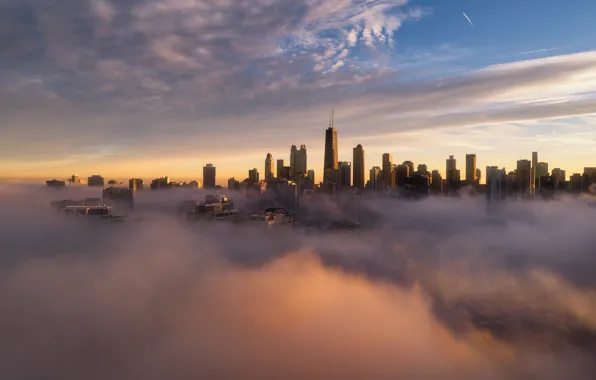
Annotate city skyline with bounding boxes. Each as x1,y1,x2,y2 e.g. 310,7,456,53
2,1,596,182
26,115,595,188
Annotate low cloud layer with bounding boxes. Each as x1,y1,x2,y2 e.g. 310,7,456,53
1,185,596,379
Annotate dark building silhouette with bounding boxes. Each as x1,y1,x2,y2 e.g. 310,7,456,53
539,175,556,199
403,174,429,197
88,175,104,187
395,164,409,187
338,161,351,188
353,144,365,189
279,166,291,180
276,159,285,178
150,177,170,190
446,155,458,193
248,168,259,183
203,163,216,188
516,159,532,196
403,161,415,175
103,187,134,210
324,111,338,181
46,179,66,188
382,153,393,190
129,178,144,191
265,153,274,181
570,173,582,193
431,170,443,194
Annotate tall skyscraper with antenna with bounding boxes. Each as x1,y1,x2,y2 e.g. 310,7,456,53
324,110,339,183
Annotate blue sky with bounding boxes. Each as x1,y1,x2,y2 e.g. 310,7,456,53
1,0,595,184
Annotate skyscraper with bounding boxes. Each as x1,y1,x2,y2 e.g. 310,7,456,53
338,161,352,188
552,168,566,182
276,159,284,178
446,155,457,191
248,168,259,183
203,163,216,188
290,145,297,178
88,175,105,187
532,152,538,179
466,154,477,184
417,164,428,175
395,164,409,187
532,151,538,195
295,145,307,178
517,159,532,195
431,170,443,194
265,153,274,181
370,166,382,191
324,111,338,174
353,144,365,189
307,170,315,183
382,153,393,190
403,161,414,175
129,178,144,191
476,168,481,184
536,162,549,178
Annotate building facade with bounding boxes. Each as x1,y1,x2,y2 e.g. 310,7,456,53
203,164,216,188
353,144,365,189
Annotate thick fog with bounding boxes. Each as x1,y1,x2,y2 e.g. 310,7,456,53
1,183,596,380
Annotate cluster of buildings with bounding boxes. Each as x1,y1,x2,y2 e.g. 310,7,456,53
46,112,596,202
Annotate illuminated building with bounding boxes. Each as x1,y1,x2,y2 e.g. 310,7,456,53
466,154,477,185
369,166,382,191
129,178,144,191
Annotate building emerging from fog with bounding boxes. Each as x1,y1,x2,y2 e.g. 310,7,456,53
353,144,365,189
517,159,532,196
129,178,144,191
290,145,307,181
338,161,352,188
369,166,382,191
466,154,477,185
88,175,105,187
150,177,169,190
46,179,66,188
248,168,259,183
103,187,134,210
382,153,393,190
203,163,216,189
446,155,458,193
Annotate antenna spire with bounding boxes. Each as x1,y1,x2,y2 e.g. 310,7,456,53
329,109,335,128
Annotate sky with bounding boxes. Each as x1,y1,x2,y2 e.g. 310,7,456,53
1,0,596,184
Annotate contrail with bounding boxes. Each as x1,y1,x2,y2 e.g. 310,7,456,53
463,12,475,28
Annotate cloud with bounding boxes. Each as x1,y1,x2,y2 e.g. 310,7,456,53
1,1,595,176
1,186,596,379
89,0,116,23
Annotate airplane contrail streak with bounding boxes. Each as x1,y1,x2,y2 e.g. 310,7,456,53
463,12,475,28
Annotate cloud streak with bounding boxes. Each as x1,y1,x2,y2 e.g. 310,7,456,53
463,12,475,28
